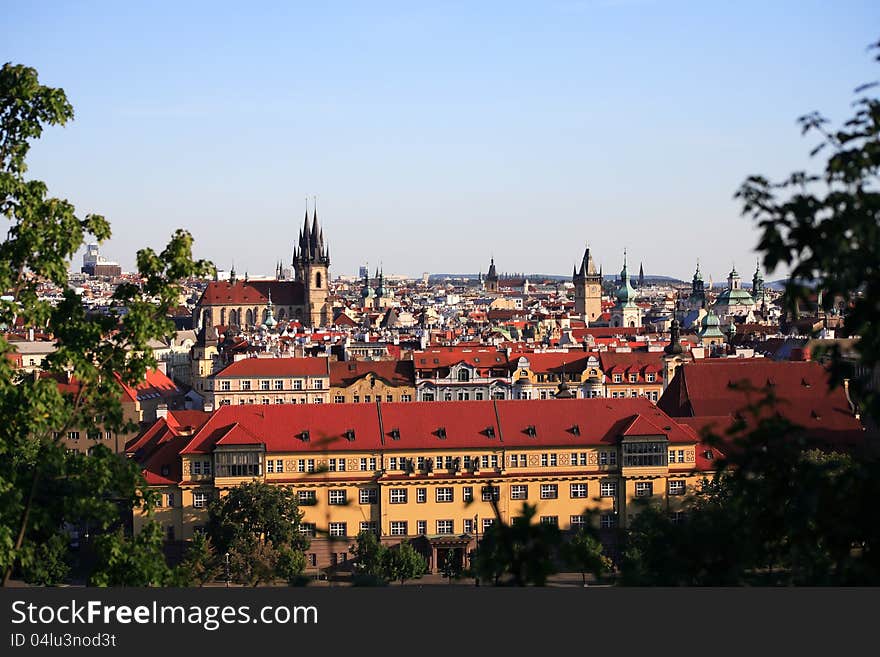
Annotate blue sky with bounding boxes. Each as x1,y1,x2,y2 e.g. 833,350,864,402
5,0,879,281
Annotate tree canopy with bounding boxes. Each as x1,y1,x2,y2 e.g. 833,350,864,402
206,481,310,586
0,62,212,586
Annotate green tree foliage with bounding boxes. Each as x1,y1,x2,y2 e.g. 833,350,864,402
172,532,222,587
621,389,880,585
276,544,308,586
21,533,69,586
563,525,612,587
471,503,562,586
89,522,171,587
206,481,308,553
351,530,386,585
206,482,309,586
0,62,213,586
381,540,428,585
227,536,279,587
736,39,880,421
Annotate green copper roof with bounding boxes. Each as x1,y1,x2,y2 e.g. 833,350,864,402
715,288,755,305
699,309,725,338
615,252,638,308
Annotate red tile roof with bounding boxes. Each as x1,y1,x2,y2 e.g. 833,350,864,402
116,369,180,402
507,352,591,375
413,347,508,369
658,360,864,449
213,357,330,378
130,397,719,482
181,402,384,454
599,351,663,377
125,409,210,485
197,280,305,306
329,360,415,387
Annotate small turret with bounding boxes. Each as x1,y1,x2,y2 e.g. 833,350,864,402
664,318,683,356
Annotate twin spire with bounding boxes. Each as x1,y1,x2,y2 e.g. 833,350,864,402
292,197,330,267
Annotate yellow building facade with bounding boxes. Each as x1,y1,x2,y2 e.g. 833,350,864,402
130,399,715,571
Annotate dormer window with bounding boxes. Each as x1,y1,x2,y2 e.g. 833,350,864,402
344,429,355,442
570,424,580,436
525,425,537,437
485,426,496,439
390,428,400,440
299,430,310,443
436,427,447,440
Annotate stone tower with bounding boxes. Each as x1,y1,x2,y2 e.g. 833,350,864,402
486,257,499,293
291,201,331,327
573,246,602,323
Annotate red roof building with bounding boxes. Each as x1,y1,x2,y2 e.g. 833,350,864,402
658,359,865,450
128,397,717,567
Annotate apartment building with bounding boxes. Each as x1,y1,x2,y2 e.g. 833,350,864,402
129,398,716,571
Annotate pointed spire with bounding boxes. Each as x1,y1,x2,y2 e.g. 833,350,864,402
301,200,312,257
311,198,320,243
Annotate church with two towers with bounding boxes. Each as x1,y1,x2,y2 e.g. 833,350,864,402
194,205,332,330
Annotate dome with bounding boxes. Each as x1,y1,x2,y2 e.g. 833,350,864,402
715,287,755,306
702,311,720,328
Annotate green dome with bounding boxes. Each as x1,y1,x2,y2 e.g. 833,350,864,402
715,288,755,306
615,253,637,308
699,308,725,339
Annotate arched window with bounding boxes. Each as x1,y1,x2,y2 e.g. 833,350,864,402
629,321,636,328
457,368,470,382
262,309,269,323
246,309,254,326
203,309,211,327
220,308,226,325
315,272,322,288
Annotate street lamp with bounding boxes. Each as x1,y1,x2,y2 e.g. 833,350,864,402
224,552,230,587
473,515,479,587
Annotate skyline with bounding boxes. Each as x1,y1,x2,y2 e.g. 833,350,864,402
6,0,880,280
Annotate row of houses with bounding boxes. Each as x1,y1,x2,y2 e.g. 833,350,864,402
202,347,672,410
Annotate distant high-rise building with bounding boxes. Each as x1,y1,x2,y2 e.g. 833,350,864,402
81,243,122,277
359,264,369,279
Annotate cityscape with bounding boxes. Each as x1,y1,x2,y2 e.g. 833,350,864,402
2,2,879,601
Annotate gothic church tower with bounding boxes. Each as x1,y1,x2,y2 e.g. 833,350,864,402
573,246,602,323
291,201,331,327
